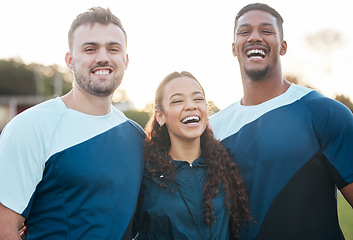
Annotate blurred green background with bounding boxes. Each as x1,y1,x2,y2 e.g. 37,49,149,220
338,193,353,240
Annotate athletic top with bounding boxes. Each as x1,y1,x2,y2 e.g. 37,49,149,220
210,84,353,240
134,156,231,240
0,97,145,239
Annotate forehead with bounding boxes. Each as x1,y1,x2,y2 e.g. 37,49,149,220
236,10,277,29
163,77,203,97
72,23,126,48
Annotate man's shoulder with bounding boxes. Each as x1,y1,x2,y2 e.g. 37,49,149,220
210,102,238,124
110,106,145,138
299,89,352,119
3,98,65,132
126,119,146,137
209,102,240,141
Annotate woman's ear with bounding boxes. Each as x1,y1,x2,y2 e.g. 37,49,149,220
155,109,165,127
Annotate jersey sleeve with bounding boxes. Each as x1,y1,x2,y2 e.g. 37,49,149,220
310,97,353,189
0,111,48,215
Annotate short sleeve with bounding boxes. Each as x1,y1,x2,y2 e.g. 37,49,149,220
0,111,47,215
312,98,353,188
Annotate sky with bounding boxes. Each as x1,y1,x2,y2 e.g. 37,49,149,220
1,0,352,110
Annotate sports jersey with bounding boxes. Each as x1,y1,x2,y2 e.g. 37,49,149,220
0,97,145,239
210,84,353,240
134,156,230,239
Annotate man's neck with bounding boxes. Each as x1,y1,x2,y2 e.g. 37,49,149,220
61,88,113,116
241,72,290,106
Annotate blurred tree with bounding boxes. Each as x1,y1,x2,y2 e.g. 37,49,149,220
207,100,220,116
124,110,150,128
0,58,73,96
142,101,154,116
306,29,343,53
0,59,36,95
285,74,316,90
30,63,73,96
113,89,130,103
335,95,353,113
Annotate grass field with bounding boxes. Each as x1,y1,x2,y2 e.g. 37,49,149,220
338,193,353,240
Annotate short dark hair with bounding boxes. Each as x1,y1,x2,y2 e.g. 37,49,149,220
234,3,284,40
68,7,127,51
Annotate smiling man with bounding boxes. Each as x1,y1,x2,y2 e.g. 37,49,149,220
210,3,353,240
0,7,145,239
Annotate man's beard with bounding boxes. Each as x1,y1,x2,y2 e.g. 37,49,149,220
73,63,121,97
74,72,119,97
244,65,270,81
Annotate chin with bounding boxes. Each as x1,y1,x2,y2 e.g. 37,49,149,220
182,132,203,141
245,66,270,81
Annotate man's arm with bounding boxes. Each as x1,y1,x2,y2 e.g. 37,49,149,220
340,182,353,208
0,203,25,240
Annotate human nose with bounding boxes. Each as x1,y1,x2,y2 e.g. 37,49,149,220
95,49,109,64
185,99,197,110
248,30,262,43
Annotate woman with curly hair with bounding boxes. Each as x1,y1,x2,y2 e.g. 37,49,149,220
133,71,250,239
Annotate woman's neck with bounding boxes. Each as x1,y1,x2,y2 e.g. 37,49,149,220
169,138,201,164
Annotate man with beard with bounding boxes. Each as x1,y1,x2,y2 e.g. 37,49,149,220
0,7,144,239
210,3,353,240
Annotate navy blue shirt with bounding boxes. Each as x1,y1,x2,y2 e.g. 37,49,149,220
0,98,145,239
210,84,353,240
134,157,231,240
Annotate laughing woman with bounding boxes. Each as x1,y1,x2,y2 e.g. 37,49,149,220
133,71,250,239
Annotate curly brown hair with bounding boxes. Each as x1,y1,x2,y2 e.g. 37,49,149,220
144,71,250,237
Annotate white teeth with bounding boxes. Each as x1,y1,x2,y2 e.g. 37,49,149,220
247,49,266,58
181,116,200,123
94,69,110,75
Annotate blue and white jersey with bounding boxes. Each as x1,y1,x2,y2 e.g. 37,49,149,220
210,84,353,240
0,98,145,239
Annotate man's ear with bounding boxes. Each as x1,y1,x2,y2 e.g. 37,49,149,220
155,109,165,127
280,40,287,56
65,52,73,70
232,42,238,57
125,53,129,69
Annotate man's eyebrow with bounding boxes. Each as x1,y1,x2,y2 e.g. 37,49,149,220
107,41,123,47
237,22,274,29
237,23,251,29
81,42,123,47
260,23,275,27
81,42,98,47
